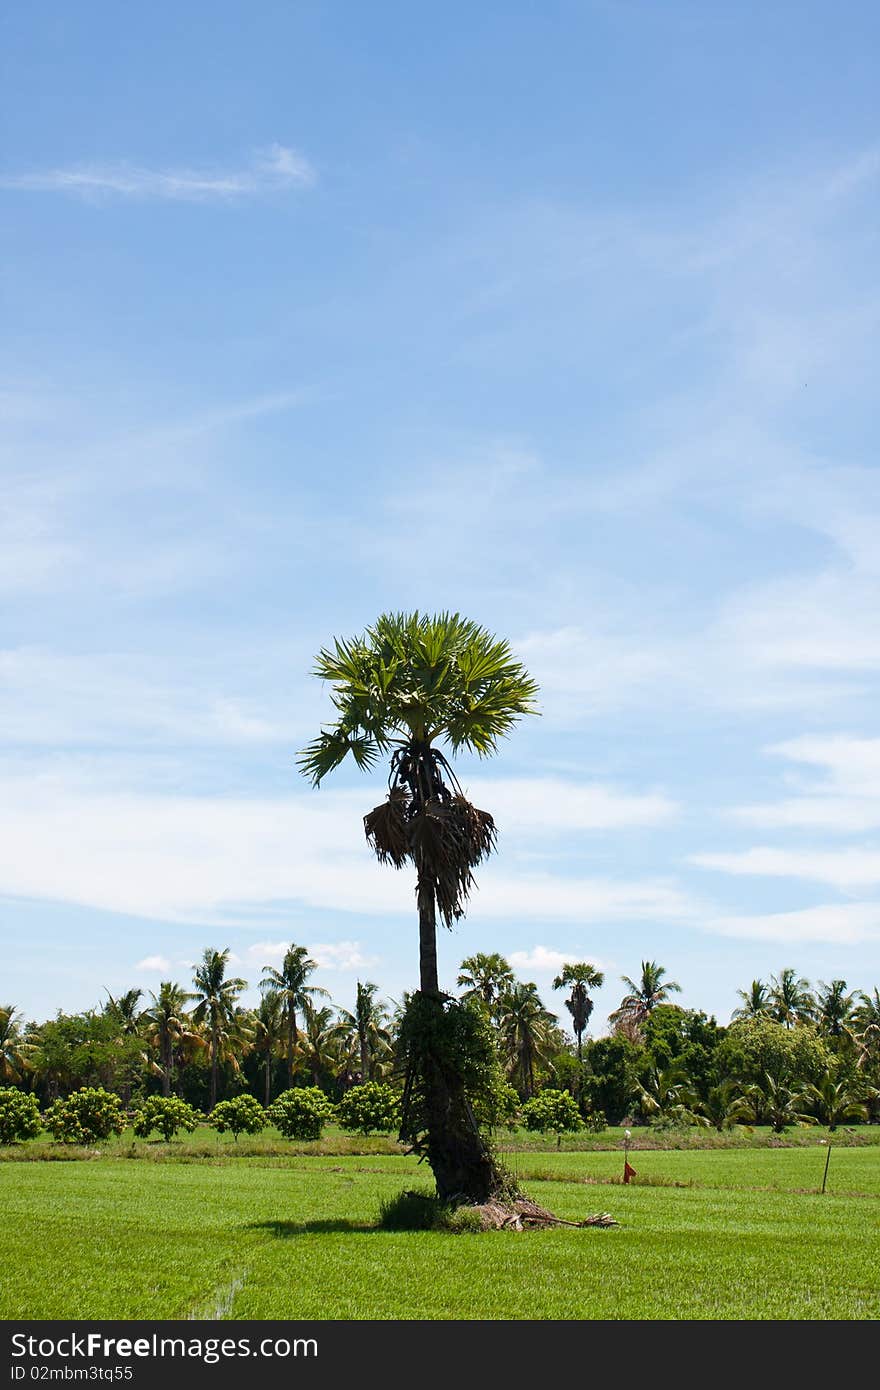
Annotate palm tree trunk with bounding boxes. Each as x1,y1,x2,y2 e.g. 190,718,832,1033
407,879,509,1205
161,1034,172,1099
264,1055,271,1107
287,1010,296,1088
209,1024,219,1111
417,879,439,995
359,1028,369,1083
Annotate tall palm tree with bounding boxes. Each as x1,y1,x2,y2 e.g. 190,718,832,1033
336,982,392,1082
457,953,515,1018
0,1005,32,1084
798,1075,870,1131
260,944,327,1089
768,968,815,1029
610,961,681,1031
103,988,145,1105
141,982,199,1097
191,948,248,1110
732,980,772,1020
552,962,604,1062
299,611,538,1203
251,990,286,1106
497,982,557,1099
299,1001,340,1087
815,980,858,1039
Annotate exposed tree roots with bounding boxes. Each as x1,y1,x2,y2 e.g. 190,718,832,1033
468,1197,618,1231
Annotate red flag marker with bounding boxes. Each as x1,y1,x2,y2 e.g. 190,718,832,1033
623,1160,636,1185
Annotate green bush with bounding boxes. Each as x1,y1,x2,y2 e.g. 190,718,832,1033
378,1187,444,1231
210,1094,265,1141
44,1087,126,1145
0,1087,41,1144
132,1096,200,1142
583,1107,607,1133
521,1089,583,1145
337,1082,401,1135
267,1087,335,1140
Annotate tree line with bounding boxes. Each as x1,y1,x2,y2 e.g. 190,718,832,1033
2,947,878,1131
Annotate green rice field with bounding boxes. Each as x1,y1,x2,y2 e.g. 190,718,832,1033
1,1128,878,1320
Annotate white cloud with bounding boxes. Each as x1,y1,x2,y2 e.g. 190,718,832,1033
0,770,697,929
135,955,170,972
245,939,375,972
691,847,880,891
732,735,880,832
465,777,677,832
707,902,880,945
508,945,609,975
0,144,315,201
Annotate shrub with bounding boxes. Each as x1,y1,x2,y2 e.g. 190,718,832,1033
0,1087,41,1144
132,1096,200,1142
521,1089,583,1146
44,1087,126,1145
210,1094,265,1141
378,1188,444,1231
268,1087,335,1141
337,1082,401,1135
583,1107,607,1133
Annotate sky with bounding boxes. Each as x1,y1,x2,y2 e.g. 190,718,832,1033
2,1,880,1034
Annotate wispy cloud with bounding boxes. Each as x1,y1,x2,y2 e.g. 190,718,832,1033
691,847,880,892
732,735,880,832
707,902,880,945
0,771,698,928
0,144,315,201
135,955,170,972
508,945,610,976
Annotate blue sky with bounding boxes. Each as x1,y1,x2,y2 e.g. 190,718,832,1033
3,1,880,1032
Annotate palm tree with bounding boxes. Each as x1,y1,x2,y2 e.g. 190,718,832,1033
251,990,286,1106
552,962,604,1062
0,1005,32,1084
636,1063,705,1127
768,968,815,1028
103,988,145,1105
698,1079,741,1131
457,953,515,1018
815,980,858,1039
729,1073,815,1133
732,980,772,1020
260,944,327,1089
141,982,200,1097
610,961,681,1032
336,982,392,1082
299,1001,339,1087
299,611,538,1204
497,982,557,1099
191,948,248,1110
798,1075,870,1131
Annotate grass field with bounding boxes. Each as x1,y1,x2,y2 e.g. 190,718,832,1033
1,1129,878,1320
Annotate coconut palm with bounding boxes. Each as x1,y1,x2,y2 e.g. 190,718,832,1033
335,982,392,1083
698,1079,742,1132
102,988,145,1105
457,953,515,1017
0,1005,32,1084
798,1075,869,1131
141,982,200,1097
636,1063,705,1127
768,968,815,1029
552,962,604,1062
732,980,772,1021
730,1073,816,1133
299,611,538,1203
610,961,681,1031
299,1001,339,1087
259,944,327,1089
497,982,558,1099
815,980,858,1040
191,949,248,1110
251,990,286,1106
